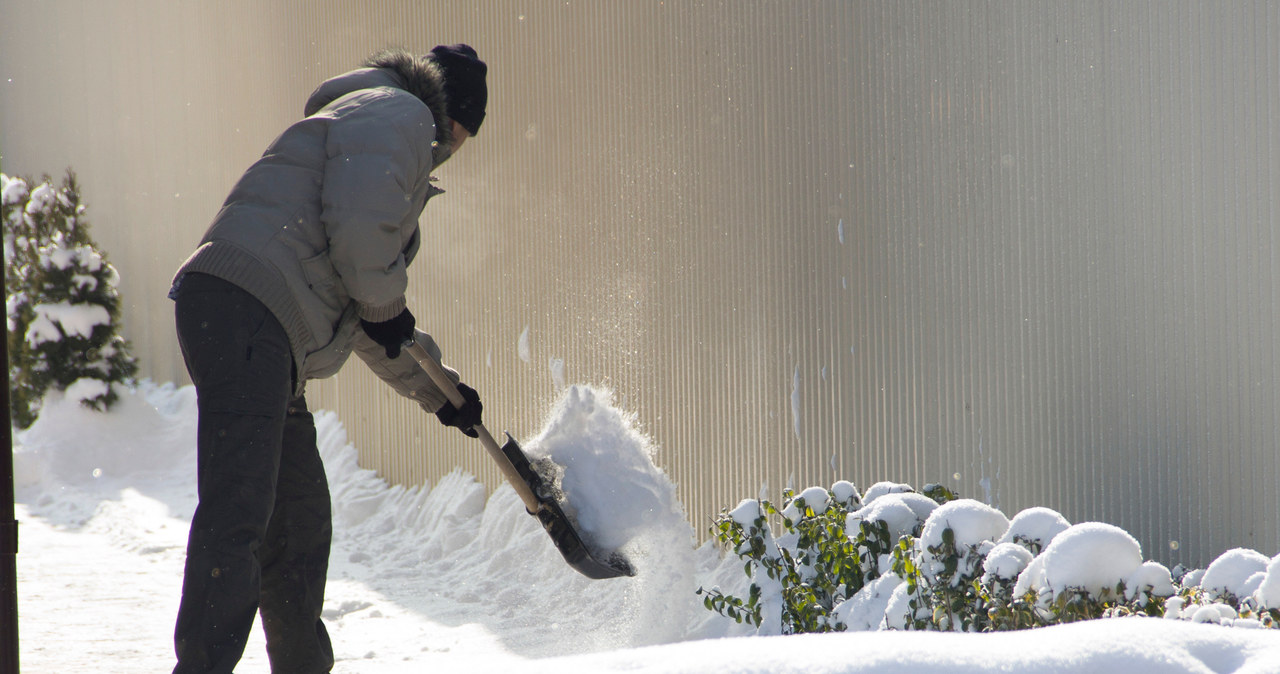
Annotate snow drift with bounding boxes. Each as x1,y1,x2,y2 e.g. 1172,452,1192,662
12,382,1280,672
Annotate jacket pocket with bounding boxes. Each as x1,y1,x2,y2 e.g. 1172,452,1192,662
299,250,349,314
301,304,360,380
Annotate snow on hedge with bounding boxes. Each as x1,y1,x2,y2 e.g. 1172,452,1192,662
1200,548,1271,602
1016,522,1144,600
847,492,937,545
918,499,1009,586
999,506,1071,552
704,480,1280,635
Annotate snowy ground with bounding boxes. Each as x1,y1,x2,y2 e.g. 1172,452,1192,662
13,382,1280,672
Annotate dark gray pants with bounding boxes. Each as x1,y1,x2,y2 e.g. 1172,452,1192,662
172,273,334,674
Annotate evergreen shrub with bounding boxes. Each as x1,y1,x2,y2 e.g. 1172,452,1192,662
3,171,138,428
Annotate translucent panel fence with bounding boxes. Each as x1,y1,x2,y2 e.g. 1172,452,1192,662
3,2,1276,567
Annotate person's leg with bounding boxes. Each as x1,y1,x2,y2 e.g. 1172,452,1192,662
172,274,293,674
259,395,335,673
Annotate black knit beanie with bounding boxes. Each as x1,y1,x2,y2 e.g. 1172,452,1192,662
429,44,487,136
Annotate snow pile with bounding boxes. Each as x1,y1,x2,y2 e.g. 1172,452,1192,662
25,299,111,345
14,382,193,494
981,542,1034,585
1016,522,1144,599
847,491,937,544
999,506,1071,552
536,619,1280,674
523,385,691,560
918,499,1009,584
833,572,904,631
12,381,1280,672
729,497,767,528
1200,548,1271,602
830,480,860,505
1125,561,1176,601
522,384,702,648
319,383,706,655
1256,555,1280,610
782,485,832,519
1,173,29,206
862,480,913,502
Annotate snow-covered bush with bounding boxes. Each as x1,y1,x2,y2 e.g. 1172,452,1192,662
3,171,138,427
697,481,958,634
998,506,1071,554
890,499,1010,631
700,485,857,634
701,479,1280,634
1165,548,1280,628
1199,548,1270,605
1006,521,1170,625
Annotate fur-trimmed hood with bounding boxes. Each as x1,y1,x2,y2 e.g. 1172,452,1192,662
303,49,454,150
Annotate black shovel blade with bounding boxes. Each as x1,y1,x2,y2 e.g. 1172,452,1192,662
497,435,635,579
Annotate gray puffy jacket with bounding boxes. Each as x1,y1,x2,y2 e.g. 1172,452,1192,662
173,55,459,411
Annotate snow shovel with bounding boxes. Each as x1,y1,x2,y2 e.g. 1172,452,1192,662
404,341,635,580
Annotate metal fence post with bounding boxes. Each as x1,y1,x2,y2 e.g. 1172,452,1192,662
1,238,20,673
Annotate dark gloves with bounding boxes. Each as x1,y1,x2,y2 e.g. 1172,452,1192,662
360,308,415,359
436,383,483,438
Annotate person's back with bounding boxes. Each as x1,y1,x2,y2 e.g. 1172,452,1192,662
178,54,455,384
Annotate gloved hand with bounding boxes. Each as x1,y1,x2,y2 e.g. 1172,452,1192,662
360,308,415,359
436,383,483,438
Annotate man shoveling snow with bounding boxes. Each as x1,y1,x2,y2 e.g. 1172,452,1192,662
167,45,490,673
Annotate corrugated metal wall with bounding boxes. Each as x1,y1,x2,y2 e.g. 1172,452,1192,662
2,2,1277,568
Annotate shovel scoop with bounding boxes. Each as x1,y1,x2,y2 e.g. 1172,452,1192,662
405,341,635,580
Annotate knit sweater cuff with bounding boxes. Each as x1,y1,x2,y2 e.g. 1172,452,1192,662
358,295,408,322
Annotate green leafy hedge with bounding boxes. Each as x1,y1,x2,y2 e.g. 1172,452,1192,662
698,481,1280,634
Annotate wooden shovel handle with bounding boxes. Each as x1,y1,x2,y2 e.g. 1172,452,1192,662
402,341,542,513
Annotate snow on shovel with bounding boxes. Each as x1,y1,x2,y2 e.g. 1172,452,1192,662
404,341,635,580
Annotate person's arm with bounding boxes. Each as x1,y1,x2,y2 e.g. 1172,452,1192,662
352,328,483,436
352,328,457,412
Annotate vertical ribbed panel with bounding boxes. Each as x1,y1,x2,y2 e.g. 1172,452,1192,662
2,2,1278,567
